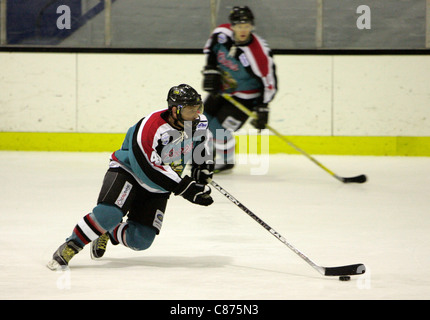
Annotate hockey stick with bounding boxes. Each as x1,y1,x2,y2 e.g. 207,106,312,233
221,93,367,184
210,179,366,277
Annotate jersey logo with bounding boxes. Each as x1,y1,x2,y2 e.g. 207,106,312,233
218,33,227,44
196,122,208,130
239,53,250,67
160,132,171,145
217,51,239,71
115,181,133,208
152,209,164,231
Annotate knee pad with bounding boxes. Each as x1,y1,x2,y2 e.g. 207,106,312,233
91,203,124,232
113,221,156,251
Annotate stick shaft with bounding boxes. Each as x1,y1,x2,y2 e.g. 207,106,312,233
210,180,325,275
221,93,344,182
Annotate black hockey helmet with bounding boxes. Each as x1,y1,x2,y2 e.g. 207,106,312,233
167,84,203,130
167,84,202,109
229,6,254,25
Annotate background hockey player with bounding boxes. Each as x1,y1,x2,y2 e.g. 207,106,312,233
47,84,214,270
202,6,277,173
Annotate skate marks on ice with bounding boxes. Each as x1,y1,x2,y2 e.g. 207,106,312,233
1,152,430,299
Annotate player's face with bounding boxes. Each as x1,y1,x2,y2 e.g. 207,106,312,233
232,23,253,43
180,104,203,122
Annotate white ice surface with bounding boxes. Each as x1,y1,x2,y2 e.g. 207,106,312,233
0,151,429,300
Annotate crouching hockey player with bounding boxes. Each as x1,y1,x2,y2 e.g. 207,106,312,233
202,6,277,173
47,84,214,270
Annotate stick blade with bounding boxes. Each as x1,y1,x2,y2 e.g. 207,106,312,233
342,174,367,184
324,263,366,276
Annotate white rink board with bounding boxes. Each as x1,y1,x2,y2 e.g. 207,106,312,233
1,53,430,136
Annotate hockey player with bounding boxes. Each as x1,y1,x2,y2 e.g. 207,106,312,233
202,6,277,172
47,84,214,270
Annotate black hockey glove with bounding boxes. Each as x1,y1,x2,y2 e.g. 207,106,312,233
202,66,222,94
191,160,214,184
250,104,269,130
174,176,213,206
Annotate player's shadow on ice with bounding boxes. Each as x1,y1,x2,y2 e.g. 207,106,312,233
81,255,233,269
75,256,308,279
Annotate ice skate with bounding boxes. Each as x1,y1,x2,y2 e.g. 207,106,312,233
47,240,83,271
90,233,110,260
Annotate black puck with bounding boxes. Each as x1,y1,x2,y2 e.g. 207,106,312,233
339,276,351,281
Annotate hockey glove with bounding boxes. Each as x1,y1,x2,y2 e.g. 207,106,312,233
191,160,214,184
174,176,213,206
250,104,269,130
202,67,222,94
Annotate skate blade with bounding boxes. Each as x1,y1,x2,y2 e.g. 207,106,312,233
90,244,102,261
47,259,69,271
90,251,102,260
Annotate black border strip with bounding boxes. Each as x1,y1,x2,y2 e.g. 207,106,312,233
0,47,202,54
0,46,429,55
274,48,430,55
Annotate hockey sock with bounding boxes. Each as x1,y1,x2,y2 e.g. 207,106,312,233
68,204,124,247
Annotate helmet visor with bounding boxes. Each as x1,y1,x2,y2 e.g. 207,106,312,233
179,102,204,122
